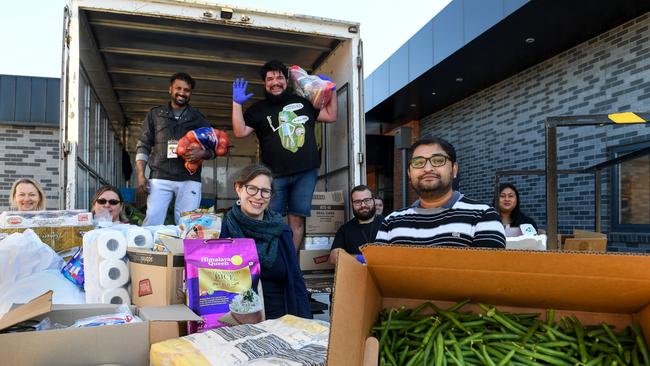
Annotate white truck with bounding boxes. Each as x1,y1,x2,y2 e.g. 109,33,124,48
59,0,366,212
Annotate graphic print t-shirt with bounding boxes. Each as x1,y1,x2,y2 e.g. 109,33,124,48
244,95,320,177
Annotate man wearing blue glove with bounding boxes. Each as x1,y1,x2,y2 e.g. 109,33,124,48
136,72,215,225
231,60,338,252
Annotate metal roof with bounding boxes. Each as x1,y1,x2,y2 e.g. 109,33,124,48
365,0,650,125
0,75,59,125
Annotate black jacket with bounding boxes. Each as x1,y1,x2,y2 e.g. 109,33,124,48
136,103,214,182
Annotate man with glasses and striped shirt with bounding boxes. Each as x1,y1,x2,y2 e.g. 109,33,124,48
375,136,506,248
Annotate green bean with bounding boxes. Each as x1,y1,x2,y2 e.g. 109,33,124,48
434,332,444,366
631,322,650,366
496,349,516,366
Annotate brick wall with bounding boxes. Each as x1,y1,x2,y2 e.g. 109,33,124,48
0,125,60,210
417,13,650,251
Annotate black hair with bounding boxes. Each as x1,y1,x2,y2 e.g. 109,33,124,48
260,60,289,81
496,182,526,225
234,164,273,190
170,72,196,89
350,184,373,199
409,136,457,162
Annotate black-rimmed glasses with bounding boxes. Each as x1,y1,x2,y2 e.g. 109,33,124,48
410,154,451,169
244,184,273,199
352,198,374,207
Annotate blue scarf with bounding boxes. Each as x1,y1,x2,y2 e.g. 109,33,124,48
224,204,285,269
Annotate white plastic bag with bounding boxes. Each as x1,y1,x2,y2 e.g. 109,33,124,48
0,230,84,318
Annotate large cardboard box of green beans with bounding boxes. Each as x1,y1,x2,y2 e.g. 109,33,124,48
327,245,650,365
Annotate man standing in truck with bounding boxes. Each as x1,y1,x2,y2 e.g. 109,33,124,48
231,60,338,252
375,136,506,248
136,72,215,225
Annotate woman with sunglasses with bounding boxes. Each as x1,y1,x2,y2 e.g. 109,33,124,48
91,185,127,223
220,164,311,320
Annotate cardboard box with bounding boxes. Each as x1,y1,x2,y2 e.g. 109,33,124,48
306,191,345,235
0,210,92,228
300,249,334,274
561,229,607,251
0,225,93,258
127,237,185,307
327,245,650,365
304,235,335,250
0,292,201,366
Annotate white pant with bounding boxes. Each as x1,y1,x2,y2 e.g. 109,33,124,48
143,179,202,225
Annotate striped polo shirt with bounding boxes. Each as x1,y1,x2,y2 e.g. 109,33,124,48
375,192,506,248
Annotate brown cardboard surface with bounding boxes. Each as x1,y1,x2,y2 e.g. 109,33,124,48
299,249,335,273
0,291,52,331
0,298,199,366
306,191,345,235
327,245,650,365
128,238,185,307
0,225,92,257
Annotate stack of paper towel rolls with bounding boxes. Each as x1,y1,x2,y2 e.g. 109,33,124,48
83,228,131,304
84,225,156,304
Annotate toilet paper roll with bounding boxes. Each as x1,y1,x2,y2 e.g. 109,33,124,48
98,259,129,289
96,230,127,260
101,287,131,305
126,227,154,249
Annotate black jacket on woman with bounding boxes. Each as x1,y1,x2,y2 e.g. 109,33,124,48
220,222,312,320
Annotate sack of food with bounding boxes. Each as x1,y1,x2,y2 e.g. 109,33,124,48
176,127,230,174
289,65,336,109
184,238,261,332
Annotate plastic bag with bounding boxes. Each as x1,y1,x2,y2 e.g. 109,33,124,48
289,65,336,109
178,212,222,239
176,127,230,174
70,304,141,328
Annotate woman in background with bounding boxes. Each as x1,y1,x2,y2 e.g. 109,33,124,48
91,185,127,223
220,164,311,320
9,178,46,211
496,182,539,237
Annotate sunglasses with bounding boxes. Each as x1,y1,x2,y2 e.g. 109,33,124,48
96,198,121,205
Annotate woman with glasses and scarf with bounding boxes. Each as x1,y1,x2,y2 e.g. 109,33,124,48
91,185,127,223
220,164,311,320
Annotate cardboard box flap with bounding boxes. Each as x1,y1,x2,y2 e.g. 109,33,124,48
0,291,52,331
139,304,202,322
574,229,607,238
158,236,184,254
360,245,650,314
328,252,381,366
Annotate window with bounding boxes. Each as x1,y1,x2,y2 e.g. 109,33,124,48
611,142,650,232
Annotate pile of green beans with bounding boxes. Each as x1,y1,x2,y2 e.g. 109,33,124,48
372,300,650,366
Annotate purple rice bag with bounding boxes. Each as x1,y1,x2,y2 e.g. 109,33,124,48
184,238,260,333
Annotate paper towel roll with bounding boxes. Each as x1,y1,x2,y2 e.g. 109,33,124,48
96,230,127,259
126,227,154,249
101,287,130,304
98,259,129,288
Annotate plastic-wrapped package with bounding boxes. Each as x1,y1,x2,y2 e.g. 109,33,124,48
70,304,141,328
178,212,222,239
289,65,336,109
176,127,230,174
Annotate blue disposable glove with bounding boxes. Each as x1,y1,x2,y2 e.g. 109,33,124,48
318,74,336,91
232,78,254,105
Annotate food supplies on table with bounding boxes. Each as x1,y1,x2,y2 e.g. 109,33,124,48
150,315,330,366
289,65,336,109
176,127,230,175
